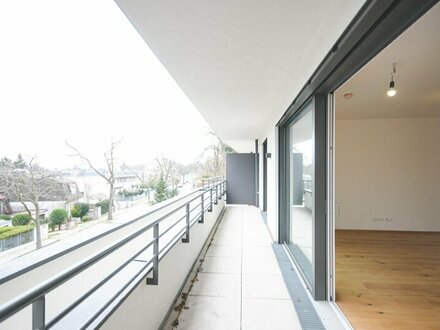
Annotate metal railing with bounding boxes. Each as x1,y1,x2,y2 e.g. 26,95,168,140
0,179,226,330
202,177,224,189
302,178,312,193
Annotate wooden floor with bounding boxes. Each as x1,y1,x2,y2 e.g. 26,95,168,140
335,230,440,330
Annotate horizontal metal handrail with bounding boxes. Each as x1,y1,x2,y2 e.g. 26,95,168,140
0,179,226,329
46,236,156,328
158,208,204,259
0,188,208,286
81,257,155,330
202,176,224,189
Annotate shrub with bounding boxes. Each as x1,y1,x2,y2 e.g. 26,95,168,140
49,209,68,230
71,203,90,219
168,188,179,199
12,213,32,226
95,200,109,215
0,214,12,220
154,175,167,203
40,218,49,225
118,189,145,197
0,226,33,240
81,215,90,222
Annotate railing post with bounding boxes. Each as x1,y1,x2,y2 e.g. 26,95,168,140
219,181,222,200
214,184,218,205
199,194,204,223
209,188,213,212
147,223,159,285
182,203,190,243
32,296,45,330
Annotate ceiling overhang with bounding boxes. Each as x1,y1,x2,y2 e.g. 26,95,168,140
115,0,365,140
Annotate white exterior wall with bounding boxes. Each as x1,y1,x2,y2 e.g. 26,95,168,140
258,124,279,242
67,175,140,201
10,201,67,218
336,117,440,232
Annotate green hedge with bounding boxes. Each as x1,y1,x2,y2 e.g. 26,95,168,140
95,200,109,215
117,189,144,197
0,226,34,240
71,203,90,219
12,213,32,226
0,214,12,221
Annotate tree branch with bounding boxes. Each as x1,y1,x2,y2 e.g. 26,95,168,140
66,141,111,183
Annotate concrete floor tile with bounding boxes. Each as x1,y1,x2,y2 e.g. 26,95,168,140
243,236,272,247
242,273,290,299
212,235,242,246
165,206,301,330
176,295,241,330
242,257,282,275
190,273,241,298
242,246,275,259
201,256,241,274
206,244,242,258
242,298,301,330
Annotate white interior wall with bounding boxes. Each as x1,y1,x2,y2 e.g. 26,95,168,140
336,117,440,232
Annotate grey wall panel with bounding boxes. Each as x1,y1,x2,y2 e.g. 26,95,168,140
226,153,256,205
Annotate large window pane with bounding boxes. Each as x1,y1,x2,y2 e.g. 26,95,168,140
287,106,313,284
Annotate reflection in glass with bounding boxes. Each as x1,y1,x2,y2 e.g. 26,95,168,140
287,107,313,284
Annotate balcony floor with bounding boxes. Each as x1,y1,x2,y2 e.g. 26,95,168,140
165,205,301,330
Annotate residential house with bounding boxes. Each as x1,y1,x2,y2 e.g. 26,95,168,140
9,180,83,218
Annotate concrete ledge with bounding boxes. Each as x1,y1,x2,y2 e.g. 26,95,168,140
98,200,225,330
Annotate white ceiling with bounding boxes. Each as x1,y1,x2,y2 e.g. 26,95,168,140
336,3,440,120
115,0,365,140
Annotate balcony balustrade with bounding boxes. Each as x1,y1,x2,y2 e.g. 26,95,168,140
0,179,226,330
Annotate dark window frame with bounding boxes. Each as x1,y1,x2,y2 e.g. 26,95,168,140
277,0,438,301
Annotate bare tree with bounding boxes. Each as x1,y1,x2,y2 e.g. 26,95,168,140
155,157,180,190
83,182,92,204
0,157,58,249
122,163,155,202
200,132,234,177
66,139,121,221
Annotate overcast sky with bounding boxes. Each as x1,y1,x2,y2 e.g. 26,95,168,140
0,1,215,169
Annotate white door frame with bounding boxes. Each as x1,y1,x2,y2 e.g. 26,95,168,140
327,92,336,301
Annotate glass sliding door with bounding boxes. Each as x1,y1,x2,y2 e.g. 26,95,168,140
286,102,314,285
280,95,326,300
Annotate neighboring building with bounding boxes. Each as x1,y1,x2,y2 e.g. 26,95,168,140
9,180,82,218
65,170,140,204
114,172,139,191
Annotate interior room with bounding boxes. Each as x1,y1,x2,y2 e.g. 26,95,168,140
334,3,440,329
